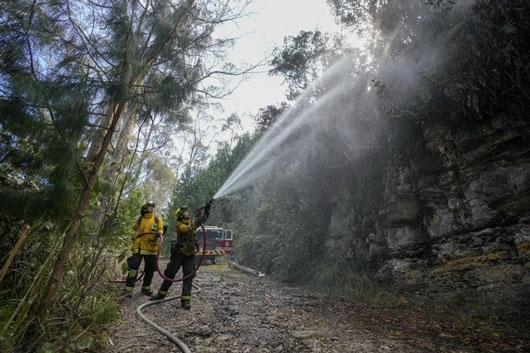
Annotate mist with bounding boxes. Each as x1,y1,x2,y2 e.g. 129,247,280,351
215,2,472,200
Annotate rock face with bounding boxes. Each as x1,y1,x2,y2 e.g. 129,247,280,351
325,116,530,320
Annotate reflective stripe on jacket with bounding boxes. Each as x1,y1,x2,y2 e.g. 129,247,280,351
131,213,164,255
175,219,199,256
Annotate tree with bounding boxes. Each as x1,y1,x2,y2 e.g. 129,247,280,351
254,103,289,133
270,30,349,100
0,0,251,325
326,0,380,29
169,132,258,225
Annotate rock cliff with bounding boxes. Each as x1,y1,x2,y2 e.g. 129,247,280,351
325,115,530,322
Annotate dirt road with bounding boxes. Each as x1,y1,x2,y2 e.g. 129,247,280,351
106,262,529,353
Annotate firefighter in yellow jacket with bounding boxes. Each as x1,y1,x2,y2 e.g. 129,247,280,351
150,201,211,309
123,201,164,298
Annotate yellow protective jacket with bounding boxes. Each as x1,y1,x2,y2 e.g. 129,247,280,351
174,219,200,256
131,213,164,255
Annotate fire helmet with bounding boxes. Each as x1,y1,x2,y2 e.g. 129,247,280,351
140,201,156,215
175,206,189,220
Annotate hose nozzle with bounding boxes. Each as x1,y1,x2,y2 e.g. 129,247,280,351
201,198,214,218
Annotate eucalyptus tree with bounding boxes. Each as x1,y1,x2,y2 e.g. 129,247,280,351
253,103,289,133
1,0,251,323
270,31,349,100
169,132,258,224
92,3,255,231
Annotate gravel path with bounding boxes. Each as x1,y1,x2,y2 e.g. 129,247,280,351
106,261,529,353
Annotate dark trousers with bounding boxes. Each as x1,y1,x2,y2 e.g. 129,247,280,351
124,253,156,292
159,252,195,300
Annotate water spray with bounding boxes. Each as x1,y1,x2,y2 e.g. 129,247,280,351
213,56,364,200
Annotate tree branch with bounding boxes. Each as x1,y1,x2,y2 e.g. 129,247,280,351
25,0,90,187
66,0,115,79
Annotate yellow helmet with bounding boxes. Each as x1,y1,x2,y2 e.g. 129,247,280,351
175,206,189,219
140,201,155,215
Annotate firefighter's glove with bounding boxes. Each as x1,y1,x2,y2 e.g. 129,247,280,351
155,232,162,238
204,199,213,216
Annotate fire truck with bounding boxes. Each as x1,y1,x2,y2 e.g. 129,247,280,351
195,226,233,265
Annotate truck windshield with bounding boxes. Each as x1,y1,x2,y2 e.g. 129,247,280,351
207,229,222,240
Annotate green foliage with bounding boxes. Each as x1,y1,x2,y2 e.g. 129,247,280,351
310,259,382,299
1,0,528,350
253,103,289,134
170,133,259,224
326,0,380,29
236,233,280,274
270,30,348,100
327,0,530,123
209,0,530,304
448,0,530,119
0,228,61,351
18,241,123,353
93,301,120,328
1,0,244,349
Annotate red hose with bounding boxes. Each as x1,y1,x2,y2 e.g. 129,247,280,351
109,231,156,283
155,225,206,282
109,270,145,284
110,227,207,284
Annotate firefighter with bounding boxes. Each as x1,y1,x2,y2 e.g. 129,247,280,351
150,201,212,309
123,201,164,298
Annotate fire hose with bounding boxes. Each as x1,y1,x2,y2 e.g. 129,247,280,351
111,226,208,352
136,281,201,353
110,226,207,283
109,270,144,284
155,226,206,282
136,227,207,353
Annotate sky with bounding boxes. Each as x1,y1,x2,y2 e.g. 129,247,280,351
212,0,342,132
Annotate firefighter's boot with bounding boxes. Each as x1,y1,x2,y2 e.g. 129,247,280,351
122,290,132,299
141,289,153,296
150,292,166,301
181,300,191,310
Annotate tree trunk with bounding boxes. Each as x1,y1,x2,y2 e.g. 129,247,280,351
86,112,113,162
229,261,263,276
0,225,31,284
93,109,136,229
37,100,125,321
108,110,136,185
127,116,155,191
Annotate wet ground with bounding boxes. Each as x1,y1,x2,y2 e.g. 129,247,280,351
106,261,529,353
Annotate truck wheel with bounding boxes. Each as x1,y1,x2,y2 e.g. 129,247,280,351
211,256,216,264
